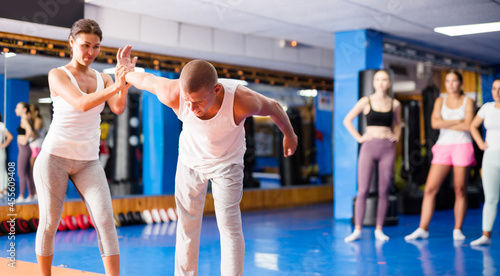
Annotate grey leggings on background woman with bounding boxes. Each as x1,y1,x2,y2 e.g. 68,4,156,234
17,142,33,198
33,151,119,257
354,138,395,226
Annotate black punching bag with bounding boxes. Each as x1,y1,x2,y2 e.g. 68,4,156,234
279,107,305,186
352,69,398,226
243,117,259,189
398,100,425,214
110,92,142,196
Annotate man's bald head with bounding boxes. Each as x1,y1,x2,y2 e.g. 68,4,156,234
179,60,218,93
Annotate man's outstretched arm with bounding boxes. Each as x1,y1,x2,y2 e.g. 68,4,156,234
126,72,180,110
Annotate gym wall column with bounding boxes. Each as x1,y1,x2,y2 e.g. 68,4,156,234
333,30,383,219
142,70,181,195
0,77,30,188
481,67,500,103
315,92,333,179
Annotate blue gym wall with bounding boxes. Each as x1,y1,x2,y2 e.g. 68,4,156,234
333,29,383,220
142,70,181,195
0,77,30,197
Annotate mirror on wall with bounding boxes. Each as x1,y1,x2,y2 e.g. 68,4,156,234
0,52,328,206
0,52,145,204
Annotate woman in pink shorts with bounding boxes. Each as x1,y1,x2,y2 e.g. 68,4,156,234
29,104,45,199
405,71,475,241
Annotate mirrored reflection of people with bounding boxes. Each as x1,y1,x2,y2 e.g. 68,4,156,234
405,71,475,241
0,113,13,198
470,78,500,246
405,240,436,275
29,104,45,199
471,245,495,275
343,70,401,242
123,59,298,276
33,19,131,276
15,102,35,203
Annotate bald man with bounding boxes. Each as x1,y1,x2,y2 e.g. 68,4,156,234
124,59,298,276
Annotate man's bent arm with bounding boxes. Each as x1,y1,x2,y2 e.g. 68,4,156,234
237,86,298,157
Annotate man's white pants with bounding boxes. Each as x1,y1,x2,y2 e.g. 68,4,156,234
174,162,245,276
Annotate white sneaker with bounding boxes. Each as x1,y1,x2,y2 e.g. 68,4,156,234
344,230,362,242
374,229,390,241
405,228,429,241
453,229,466,241
16,197,24,203
471,235,491,246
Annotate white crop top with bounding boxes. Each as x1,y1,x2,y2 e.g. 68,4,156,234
42,67,105,160
177,79,246,174
477,102,500,151
435,95,472,145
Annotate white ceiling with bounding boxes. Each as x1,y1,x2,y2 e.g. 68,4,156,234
1,0,500,81
86,0,500,64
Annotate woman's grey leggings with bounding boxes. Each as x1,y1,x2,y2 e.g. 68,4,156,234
481,149,500,232
355,138,395,227
17,142,33,198
33,150,119,257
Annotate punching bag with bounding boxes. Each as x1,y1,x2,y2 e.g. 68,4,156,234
243,117,259,189
110,92,143,196
279,107,305,186
398,100,425,214
352,69,398,226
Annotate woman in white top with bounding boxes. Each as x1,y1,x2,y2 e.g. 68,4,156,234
33,19,132,276
470,78,500,246
405,71,475,241
0,113,13,198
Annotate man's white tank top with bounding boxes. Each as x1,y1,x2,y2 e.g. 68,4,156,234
435,95,472,145
42,67,105,160
178,79,246,174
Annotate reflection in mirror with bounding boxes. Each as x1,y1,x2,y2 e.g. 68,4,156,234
0,53,144,205
0,53,7,205
0,53,331,206
245,83,327,189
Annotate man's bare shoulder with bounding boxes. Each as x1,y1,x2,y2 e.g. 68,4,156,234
233,85,262,115
156,78,181,109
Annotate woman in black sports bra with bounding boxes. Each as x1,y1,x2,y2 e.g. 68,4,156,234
343,69,401,242
14,102,35,203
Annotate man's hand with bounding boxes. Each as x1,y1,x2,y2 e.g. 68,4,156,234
283,134,298,157
117,45,138,72
114,66,129,89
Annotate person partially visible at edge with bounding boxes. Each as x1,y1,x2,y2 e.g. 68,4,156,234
469,78,500,246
